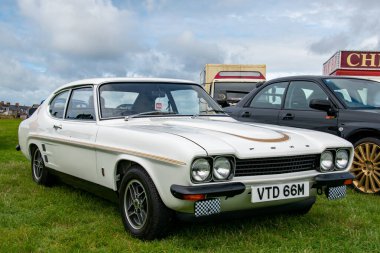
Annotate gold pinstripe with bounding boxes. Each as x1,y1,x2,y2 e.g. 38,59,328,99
29,134,186,166
227,132,290,143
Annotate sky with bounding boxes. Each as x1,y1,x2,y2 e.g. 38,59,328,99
1,0,380,105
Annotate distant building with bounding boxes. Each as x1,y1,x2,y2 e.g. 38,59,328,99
0,101,30,118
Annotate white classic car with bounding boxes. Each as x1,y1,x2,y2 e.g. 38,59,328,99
18,78,354,240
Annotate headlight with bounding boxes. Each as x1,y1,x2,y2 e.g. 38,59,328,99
191,158,211,182
335,149,349,170
320,151,334,171
213,157,232,180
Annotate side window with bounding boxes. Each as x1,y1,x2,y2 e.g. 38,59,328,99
49,91,69,118
249,82,288,109
284,81,329,110
65,87,96,120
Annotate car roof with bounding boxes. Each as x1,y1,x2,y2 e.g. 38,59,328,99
266,75,378,83
237,75,380,107
53,77,197,93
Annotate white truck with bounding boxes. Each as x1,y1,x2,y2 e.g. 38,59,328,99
200,64,266,107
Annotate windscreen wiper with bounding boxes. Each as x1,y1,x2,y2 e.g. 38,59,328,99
124,111,177,121
191,109,227,118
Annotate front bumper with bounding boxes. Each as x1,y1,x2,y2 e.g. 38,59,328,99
171,182,245,199
171,172,354,200
170,172,354,217
313,172,355,187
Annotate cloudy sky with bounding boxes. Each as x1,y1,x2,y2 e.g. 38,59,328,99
1,0,380,105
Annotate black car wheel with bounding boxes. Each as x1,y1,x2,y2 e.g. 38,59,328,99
31,147,53,186
119,166,172,240
351,137,380,194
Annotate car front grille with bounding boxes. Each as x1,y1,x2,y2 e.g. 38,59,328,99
234,154,320,177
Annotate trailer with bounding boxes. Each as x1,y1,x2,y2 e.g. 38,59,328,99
323,50,380,81
200,64,266,107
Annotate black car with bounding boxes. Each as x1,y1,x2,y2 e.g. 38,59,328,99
225,75,380,194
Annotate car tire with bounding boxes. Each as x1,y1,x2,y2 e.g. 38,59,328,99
351,137,380,194
31,146,53,186
119,166,172,240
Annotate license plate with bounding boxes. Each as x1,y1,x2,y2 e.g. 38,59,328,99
251,182,309,203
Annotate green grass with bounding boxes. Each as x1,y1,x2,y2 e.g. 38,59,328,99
0,119,379,252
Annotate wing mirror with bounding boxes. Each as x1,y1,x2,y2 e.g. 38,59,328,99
309,99,336,116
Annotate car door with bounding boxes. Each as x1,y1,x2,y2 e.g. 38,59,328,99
44,89,71,171
278,80,339,135
52,86,99,183
237,82,288,124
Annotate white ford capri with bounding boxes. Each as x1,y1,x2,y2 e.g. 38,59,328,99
18,78,354,240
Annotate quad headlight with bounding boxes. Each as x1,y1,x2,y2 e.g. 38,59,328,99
319,149,350,172
335,149,349,170
191,156,235,183
213,157,232,180
320,151,334,171
191,158,211,182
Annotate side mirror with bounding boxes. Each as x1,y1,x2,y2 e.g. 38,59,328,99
309,99,336,116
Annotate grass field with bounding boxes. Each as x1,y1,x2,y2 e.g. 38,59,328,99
1,119,379,252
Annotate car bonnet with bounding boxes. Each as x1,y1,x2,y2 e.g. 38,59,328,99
125,118,346,159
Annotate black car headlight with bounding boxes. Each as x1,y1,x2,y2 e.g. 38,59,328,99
320,151,334,172
191,158,211,182
213,157,232,180
335,149,349,170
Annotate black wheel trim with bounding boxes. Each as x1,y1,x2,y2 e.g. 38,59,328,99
124,179,149,230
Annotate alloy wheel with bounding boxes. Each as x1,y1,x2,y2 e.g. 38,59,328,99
351,142,380,193
124,179,148,230
33,149,44,180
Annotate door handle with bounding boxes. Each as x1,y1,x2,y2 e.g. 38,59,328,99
241,111,251,118
53,124,62,130
282,113,294,120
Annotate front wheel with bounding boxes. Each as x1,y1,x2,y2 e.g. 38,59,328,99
351,137,380,194
119,166,172,240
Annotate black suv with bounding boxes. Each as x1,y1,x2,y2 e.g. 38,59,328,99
225,76,380,194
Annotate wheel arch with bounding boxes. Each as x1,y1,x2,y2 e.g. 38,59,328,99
112,156,189,211
346,129,380,144
29,143,39,157
115,159,144,192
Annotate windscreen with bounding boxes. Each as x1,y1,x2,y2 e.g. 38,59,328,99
99,82,224,119
324,78,380,109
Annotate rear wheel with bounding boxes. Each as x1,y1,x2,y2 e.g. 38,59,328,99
31,147,53,186
119,166,172,240
351,137,380,194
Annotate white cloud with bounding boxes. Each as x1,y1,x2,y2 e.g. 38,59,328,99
359,36,379,49
2,0,380,105
159,31,224,73
18,0,137,58
221,39,324,75
308,0,380,54
0,55,64,104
